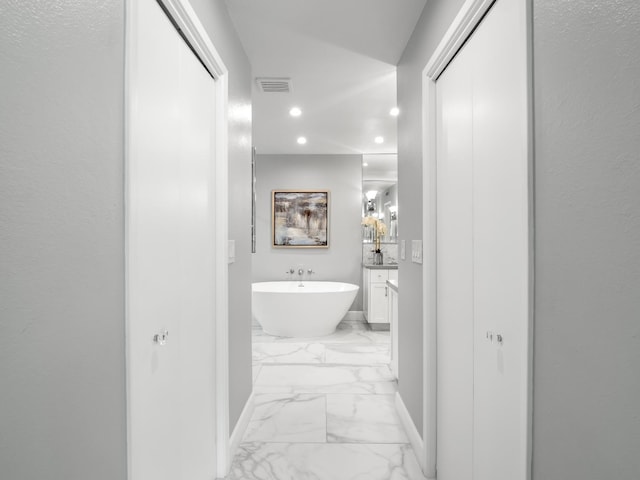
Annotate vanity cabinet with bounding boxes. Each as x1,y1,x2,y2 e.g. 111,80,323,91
363,267,398,327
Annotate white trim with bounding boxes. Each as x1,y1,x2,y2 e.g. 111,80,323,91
421,0,533,479
424,0,496,80
125,1,231,478
421,62,438,480
395,393,428,477
214,71,230,478
157,0,227,79
228,392,255,464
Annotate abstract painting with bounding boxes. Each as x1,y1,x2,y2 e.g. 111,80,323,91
272,190,329,247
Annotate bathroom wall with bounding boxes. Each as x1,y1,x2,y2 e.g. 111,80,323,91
398,0,640,476
0,1,127,478
532,1,640,478
190,0,254,435
0,0,253,477
254,154,364,310
396,0,467,435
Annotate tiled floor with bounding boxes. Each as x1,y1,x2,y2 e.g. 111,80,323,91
225,319,426,480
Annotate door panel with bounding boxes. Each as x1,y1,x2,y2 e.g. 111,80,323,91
435,40,474,480
128,0,217,478
471,1,529,479
435,0,529,479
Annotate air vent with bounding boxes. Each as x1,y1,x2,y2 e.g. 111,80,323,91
256,77,292,93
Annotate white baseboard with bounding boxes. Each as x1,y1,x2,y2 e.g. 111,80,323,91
228,391,255,466
344,310,365,321
395,392,428,476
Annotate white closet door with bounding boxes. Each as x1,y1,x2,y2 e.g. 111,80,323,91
435,38,474,480
127,0,217,478
435,0,529,479
471,0,529,479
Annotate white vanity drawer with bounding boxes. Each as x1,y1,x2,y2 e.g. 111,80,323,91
369,270,389,283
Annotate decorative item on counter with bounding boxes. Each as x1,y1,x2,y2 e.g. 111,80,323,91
362,216,387,264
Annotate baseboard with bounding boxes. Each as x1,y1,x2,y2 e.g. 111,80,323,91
344,310,364,321
395,392,428,476
228,391,255,466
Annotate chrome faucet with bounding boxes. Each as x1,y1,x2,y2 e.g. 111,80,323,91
296,266,305,286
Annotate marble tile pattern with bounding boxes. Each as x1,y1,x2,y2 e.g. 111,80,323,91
326,393,409,443
226,319,426,480
244,393,326,443
227,443,425,480
254,364,398,394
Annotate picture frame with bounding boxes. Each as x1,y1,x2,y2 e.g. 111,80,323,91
272,190,329,248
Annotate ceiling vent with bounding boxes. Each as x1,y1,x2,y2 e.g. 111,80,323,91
256,77,292,93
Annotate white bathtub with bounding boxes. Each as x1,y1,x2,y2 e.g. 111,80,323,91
252,281,359,337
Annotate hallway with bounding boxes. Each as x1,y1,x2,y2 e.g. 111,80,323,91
2,1,639,479
226,319,425,479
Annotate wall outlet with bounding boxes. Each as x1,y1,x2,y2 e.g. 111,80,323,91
411,240,423,264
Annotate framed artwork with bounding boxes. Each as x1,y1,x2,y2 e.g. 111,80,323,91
272,190,329,248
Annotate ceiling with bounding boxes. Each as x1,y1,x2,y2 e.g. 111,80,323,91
225,0,427,156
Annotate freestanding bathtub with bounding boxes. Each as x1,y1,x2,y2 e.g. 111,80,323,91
252,281,359,337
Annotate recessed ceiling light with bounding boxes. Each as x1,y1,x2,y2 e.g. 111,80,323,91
390,107,400,116
297,136,307,145
374,136,384,144
363,162,369,166
289,107,302,117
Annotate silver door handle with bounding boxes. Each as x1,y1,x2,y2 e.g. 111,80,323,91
153,330,169,346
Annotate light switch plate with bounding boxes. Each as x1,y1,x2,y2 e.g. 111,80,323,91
400,240,406,261
411,240,423,264
228,240,236,264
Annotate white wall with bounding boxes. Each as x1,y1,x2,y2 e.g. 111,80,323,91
0,0,254,475
254,154,364,310
396,0,466,435
0,1,127,478
532,1,640,478
399,0,640,475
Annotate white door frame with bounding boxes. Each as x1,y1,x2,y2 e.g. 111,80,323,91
420,0,534,477
124,0,231,477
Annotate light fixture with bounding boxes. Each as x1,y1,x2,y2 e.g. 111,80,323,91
289,107,302,117
297,136,307,145
365,190,378,201
374,136,384,144
362,162,369,167
390,107,400,116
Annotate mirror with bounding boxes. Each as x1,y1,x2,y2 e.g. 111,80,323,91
362,153,398,246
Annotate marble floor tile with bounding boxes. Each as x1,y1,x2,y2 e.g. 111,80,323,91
227,442,426,480
244,394,326,443
324,343,390,365
253,343,325,364
254,328,390,346
326,394,409,444
254,364,397,394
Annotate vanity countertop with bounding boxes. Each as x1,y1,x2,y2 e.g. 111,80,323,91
362,263,399,270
